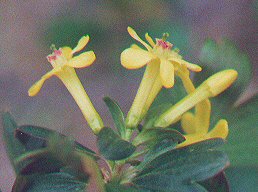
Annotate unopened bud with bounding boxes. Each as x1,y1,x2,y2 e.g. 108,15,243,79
203,70,238,97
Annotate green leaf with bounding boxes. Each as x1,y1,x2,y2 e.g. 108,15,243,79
134,175,208,192
14,149,59,175
16,125,95,156
16,172,86,192
223,95,258,167
226,166,258,192
103,97,126,138
133,128,185,146
133,139,228,191
97,127,136,160
2,112,26,174
200,172,229,192
105,182,141,192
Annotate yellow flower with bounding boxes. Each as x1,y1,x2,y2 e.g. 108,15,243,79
155,70,238,127
28,36,104,133
121,27,202,128
121,27,202,88
154,69,238,147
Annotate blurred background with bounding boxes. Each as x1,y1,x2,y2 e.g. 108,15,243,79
0,0,257,191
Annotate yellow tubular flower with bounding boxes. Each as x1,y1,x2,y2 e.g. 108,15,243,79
154,70,238,128
28,36,104,134
175,67,229,147
121,27,202,128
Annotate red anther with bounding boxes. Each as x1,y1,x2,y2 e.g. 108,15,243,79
47,55,56,62
157,39,173,49
54,49,62,56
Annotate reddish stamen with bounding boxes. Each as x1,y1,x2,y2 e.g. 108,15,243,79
54,49,62,56
47,55,56,62
157,39,173,49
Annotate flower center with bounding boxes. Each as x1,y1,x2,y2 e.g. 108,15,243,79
47,47,67,67
151,33,174,59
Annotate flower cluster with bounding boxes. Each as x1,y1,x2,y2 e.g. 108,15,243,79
29,27,238,146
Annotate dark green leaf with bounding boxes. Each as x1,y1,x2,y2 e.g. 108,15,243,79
138,139,183,171
226,166,258,192
97,127,136,160
103,97,126,138
13,149,58,175
105,182,142,192
134,174,208,192
200,172,229,192
2,112,26,173
16,125,95,156
18,172,86,192
133,139,228,191
133,128,185,146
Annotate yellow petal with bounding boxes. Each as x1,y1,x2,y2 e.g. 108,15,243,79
61,47,73,60
145,33,155,47
120,48,155,69
72,35,90,54
207,119,229,139
28,69,58,96
181,112,197,134
170,58,202,72
177,133,204,148
130,44,142,49
67,51,96,68
127,27,152,51
160,59,174,88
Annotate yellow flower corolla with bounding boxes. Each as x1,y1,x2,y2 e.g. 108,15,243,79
155,70,238,127
28,36,104,133
154,69,238,147
121,27,202,88
176,68,228,147
121,27,202,128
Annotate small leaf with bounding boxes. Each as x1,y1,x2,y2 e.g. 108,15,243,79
103,97,126,138
133,128,185,146
97,127,136,160
2,112,26,173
